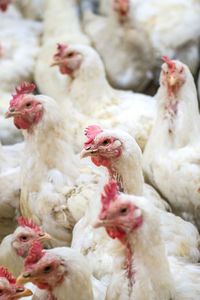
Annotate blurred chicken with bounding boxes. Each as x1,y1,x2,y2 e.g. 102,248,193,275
94,181,200,300
0,141,23,241
5,82,106,247
82,0,155,91
143,57,200,229
132,0,200,80
50,43,156,151
17,242,107,300
0,3,42,144
79,125,200,262
0,266,32,299
0,217,51,277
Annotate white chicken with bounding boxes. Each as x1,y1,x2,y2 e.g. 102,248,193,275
82,0,154,91
0,3,42,144
0,217,51,277
79,125,200,262
17,242,107,300
94,180,200,300
5,82,106,247
50,43,156,151
0,141,23,241
0,266,32,299
143,56,200,229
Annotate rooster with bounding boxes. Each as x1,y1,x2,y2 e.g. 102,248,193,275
16,242,107,300
0,266,32,299
82,0,154,91
94,181,200,300
143,56,200,229
50,43,156,151
5,82,106,246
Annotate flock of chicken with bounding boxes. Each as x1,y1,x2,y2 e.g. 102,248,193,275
0,0,200,299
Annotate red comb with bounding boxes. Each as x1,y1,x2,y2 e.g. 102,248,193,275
53,43,68,59
162,56,175,74
101,180,118,209
18,217,41,232
84,125,103,146
10,82,36,108
25,242,45,267
0,266,16,284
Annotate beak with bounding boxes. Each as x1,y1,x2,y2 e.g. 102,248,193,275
37,232,51,242
167,76,179,86
80,148,98,159
13,288,33,299
50,60,60,67
93,219,105,229
5,110,15,119
16,273,34,285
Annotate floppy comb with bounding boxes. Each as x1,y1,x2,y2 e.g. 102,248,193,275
25,242,45,267
101,180,118,209
10,82,36,108
53,43,68,59
0,266,16,284
162,56,175,75
84,125,103,146
18,217,41,232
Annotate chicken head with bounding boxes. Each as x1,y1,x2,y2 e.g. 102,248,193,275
50,43,82,78
161,56,186,96
12,217,51,259
16,242,66,292
0,266,32,299
94,181,143,241
113,0,129,17
5,82,43,130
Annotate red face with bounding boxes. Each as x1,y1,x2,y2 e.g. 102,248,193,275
51,46,82,78
161,59,186,96
94,198,143,242
113,0,129,17
0,0,12,12
80,135,122,168
5,96,43,130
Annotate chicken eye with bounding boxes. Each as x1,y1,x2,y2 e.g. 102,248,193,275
67,52,74,57
43,265,52,272
102,139,109,145
0,289,3,295
20,235,28,241
179,67,183,73
120,207,128,214
25,102,32,108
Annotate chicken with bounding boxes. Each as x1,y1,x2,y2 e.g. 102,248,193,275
0,266,32,299
5,82,106,246
0,141,23,241
94,181,200,300
82,0,155,91
17,242,107,300
0,217,51,277
143,56,200,229
79,124,200,262
50,43,156,151
0,4,42,144
131,0,200,79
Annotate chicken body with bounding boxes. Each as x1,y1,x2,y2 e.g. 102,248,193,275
82,0,154,91
95,184,200,300
143,58,200,229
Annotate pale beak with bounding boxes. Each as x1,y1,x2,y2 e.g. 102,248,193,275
167,76,179,86
16,273,34,285
80,148,98,159
5,110,16,118
13,288,33,299
50,60,60,67
93,219,105,229
37,232,51,242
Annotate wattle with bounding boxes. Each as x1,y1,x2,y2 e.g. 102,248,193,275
14,117,31,130
91,156,110,168
106,226,126,240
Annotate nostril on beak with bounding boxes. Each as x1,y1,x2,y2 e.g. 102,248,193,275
10,108,15,112
39,233,45,237
86,146,91,150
